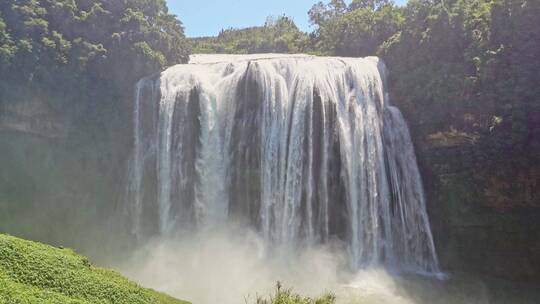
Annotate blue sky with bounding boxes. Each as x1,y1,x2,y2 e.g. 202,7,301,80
167,0,407,37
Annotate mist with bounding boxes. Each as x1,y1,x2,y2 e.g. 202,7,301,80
115,224,501,304
119,224,344,304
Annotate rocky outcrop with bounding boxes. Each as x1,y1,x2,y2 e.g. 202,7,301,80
0,99,68,138
411,123,540,281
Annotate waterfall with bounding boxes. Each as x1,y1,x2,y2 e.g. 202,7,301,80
126,54,440,274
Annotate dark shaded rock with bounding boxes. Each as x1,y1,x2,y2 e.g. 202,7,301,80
408,119,540,281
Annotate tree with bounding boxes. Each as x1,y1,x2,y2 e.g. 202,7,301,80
349,0,392,11
0,0,190,108
309,0,403,56
189,16,310,54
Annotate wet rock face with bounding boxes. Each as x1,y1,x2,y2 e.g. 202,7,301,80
0,99,68,138
409,121,540,281
0,100,132,260
228,66,263,225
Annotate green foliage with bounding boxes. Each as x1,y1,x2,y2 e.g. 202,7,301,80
380,0,540,153
308,0,347,26
256,283,335,304
0,234,188,304
349,0,392,11
189,16,310,54
0,0,190,107
306,0,539,174
0,14,16,61
308,0,402,56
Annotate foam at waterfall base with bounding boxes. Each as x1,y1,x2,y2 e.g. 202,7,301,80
120,225,344,304
117,225,498,304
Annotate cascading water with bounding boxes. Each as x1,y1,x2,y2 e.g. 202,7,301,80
126,54,440,274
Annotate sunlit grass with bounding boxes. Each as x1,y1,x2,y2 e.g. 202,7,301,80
0,234,188,304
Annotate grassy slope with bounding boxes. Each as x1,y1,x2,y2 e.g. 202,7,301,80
0,234,188,304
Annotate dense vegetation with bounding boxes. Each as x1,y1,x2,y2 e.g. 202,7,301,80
190,16,310,54
377,0,539,212
0,0,189,109
0,234,187,304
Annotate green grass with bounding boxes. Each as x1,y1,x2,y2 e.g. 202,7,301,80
0,234,188,304
257,283,335,304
